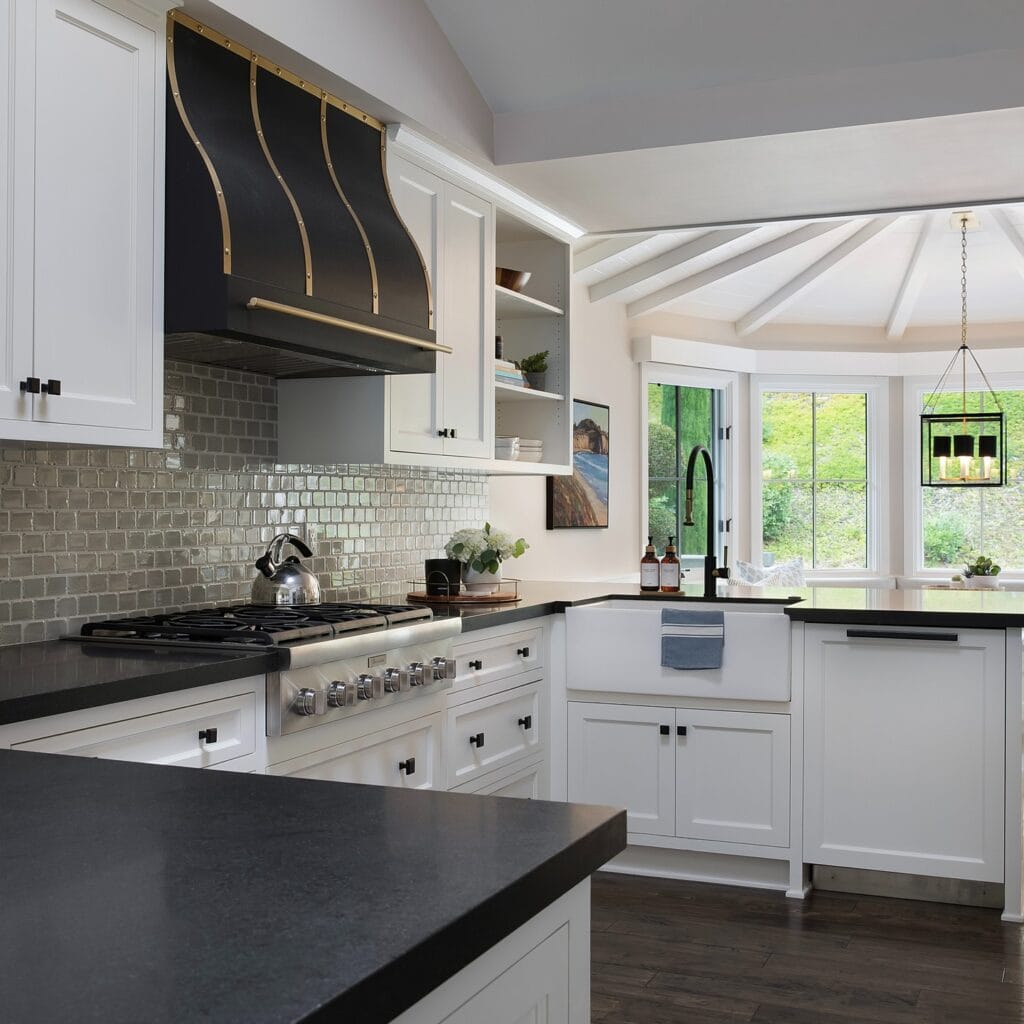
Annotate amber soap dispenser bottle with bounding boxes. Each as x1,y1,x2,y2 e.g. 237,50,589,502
640,536,660,591
660,536,681,592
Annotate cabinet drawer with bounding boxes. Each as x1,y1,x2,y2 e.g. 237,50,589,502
452,626,543,692
447,683,540,788
268,712,443,791
12,693,256,769
451,756,544,799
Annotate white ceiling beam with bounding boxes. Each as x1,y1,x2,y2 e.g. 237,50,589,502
589,227,755,303
573,234,654,273
886,212,942,340
626,220,849,318
991,208,1024,283
735,216,900,337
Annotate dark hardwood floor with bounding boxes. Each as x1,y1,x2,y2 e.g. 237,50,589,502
591,871,1024,1023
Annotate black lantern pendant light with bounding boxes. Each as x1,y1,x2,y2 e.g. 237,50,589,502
920,212,1005,487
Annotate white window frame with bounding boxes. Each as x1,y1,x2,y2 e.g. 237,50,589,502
640,362,740,568
751,374,890,577
904,370,1024,579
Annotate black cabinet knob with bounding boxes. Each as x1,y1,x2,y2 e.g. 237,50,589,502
437,428,450,438
19,377,40,394
677,726,687,737
469,732,485,748
659,724,670,736
398,757,416,775
518,715,532,730
449,428,457,438
469,659,482,671
198,728,218,743
517,646,530,657
41,379,61,395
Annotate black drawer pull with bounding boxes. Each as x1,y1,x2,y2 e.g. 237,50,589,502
398,757,416,775
468,659,483,671
41,379,61,395
659,725,670,736
846,629,959,643
518,715,532,730
469,732,485,748
677,725,687,737
19,377,40,394
198,728,218,743
450,428,457,438
517,646,530,657
437,428,449,437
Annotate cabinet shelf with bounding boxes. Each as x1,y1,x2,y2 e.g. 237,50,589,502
495,285,564,319
494,381,565,403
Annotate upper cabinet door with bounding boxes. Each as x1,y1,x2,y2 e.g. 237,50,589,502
0,0,33,422
30,0,157,430
386,152,444,456
441,181,493,458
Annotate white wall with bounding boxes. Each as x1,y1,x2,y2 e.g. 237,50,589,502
186,0,493,160
489,281,641,581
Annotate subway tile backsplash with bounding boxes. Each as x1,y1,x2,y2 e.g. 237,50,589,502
0,361,488,645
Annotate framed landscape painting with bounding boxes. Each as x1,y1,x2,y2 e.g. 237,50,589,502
547,399,609,529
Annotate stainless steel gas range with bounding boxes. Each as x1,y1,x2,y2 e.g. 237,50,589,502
75,603,461,738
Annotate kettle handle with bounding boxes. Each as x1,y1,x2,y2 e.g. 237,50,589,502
255,533,313,578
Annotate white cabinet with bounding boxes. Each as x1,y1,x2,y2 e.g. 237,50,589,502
451,623,544,694
568,701,790,847
447,681,540,789
0,0,166,445
803,624,1005,882
453,756,544,799
277,152,495,465
568,702,676,837
268,712,443,791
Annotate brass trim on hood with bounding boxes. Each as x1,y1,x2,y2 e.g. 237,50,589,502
245,296,453,354
380,135,435,331
250,54,314,297
320,94,379,315
167,15,232,274
168,10,385,132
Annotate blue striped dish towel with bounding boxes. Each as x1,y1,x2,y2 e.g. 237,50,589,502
661,609,725,670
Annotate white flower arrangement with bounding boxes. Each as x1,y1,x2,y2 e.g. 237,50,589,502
445,522,529,574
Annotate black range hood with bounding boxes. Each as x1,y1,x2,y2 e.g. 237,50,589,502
164,12,442,377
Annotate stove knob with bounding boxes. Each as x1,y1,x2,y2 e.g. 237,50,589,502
431,656,457,680
383,667,408,693
404,662,427,687
357,673,383,700
327,680,356,708
294,687,325,716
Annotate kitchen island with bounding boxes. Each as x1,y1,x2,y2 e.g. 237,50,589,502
0,748,625,1024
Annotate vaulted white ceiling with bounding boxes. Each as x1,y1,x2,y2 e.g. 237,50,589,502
577,203,1024,346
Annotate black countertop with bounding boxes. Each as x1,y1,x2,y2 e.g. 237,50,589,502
0,749,625,1024
0,639,278,726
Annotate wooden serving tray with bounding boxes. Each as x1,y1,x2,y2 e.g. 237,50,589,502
406,590,522,605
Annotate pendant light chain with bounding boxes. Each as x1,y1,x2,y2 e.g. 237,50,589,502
961,215,968,422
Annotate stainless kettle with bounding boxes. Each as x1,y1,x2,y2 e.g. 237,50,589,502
251,533,322,606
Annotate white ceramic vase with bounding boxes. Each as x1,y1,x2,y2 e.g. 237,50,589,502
462,565,502,594
966,575,1001,590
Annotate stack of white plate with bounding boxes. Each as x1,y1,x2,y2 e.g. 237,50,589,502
516,438,544,463
495,436,520,461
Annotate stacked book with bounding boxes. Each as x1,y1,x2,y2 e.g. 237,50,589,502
495,359,526,388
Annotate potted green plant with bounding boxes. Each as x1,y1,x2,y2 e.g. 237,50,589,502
517,351,549,391
962,555,1002,590
445,523,529,594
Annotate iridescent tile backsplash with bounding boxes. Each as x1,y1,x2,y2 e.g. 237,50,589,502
0,362,488,644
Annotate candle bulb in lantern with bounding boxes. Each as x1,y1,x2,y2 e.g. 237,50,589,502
979,435,997,481
953,434,974,480
932,435,952,481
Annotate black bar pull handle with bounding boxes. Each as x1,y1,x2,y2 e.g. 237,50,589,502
398,757,416,775
198,727,218,743
41,379,61,395
846,629,959,643
677,726,687,737
518,715,532,730
468,659,483,670
19,377,40,394
469,732,485,748
659,724,670,736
